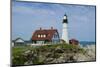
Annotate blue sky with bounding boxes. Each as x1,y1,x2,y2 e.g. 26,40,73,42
12,1,96,42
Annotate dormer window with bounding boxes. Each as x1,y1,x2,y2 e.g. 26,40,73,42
37,34,46,38
38,35,40,38
43,35,46,37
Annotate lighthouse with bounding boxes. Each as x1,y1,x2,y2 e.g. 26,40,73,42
61,14,69,43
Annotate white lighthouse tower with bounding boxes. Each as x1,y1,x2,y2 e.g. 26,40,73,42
61,14,69,43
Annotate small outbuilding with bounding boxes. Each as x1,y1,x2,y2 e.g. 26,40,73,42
12,38,26,46
69,39,79,45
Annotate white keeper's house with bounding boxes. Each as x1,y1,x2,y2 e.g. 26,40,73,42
31,27,60,44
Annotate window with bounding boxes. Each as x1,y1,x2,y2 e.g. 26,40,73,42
43,35,46,37
54,34,57,38
38,34,46,38
38,35,40,38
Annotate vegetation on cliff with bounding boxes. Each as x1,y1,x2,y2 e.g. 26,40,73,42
12,43,95,66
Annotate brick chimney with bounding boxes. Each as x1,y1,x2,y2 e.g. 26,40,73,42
51,27,53,30
40,27,42,30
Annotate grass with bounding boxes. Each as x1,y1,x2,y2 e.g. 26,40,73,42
12,43,85,65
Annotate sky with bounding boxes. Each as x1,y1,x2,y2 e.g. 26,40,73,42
12,0,96,42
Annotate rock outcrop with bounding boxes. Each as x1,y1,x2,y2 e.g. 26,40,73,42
12,44,96,65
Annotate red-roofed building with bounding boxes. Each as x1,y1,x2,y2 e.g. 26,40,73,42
69,39,79,45
31,27,60,44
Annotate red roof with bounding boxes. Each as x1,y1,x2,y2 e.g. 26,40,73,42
32,28,59,41
69,39,79,45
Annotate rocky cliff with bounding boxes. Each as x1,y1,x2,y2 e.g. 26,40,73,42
12,44,96,66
